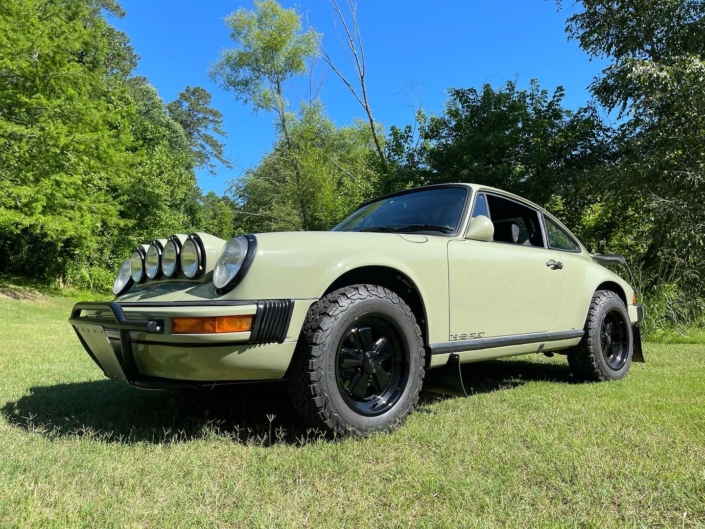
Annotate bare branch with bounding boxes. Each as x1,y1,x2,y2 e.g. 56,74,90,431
308,57,327,105
317,0,389,173
310,145,363,184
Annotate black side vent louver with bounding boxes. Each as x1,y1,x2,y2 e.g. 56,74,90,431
249,299,295,344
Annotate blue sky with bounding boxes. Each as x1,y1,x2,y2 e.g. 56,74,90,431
111,0,604,196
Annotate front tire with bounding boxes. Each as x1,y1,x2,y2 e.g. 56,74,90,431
287,285,425,436
568,290,633,381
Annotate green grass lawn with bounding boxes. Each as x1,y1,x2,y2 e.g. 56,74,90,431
0,288,704,527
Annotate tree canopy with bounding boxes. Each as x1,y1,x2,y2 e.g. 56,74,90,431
0,0,232,287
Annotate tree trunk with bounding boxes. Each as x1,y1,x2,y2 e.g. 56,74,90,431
275,82,310,231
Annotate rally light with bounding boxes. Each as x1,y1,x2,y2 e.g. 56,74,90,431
171,315,254,334
130,246,147,283
162,237,182,277
145,241,164,280
181,237,203,279
113,258,133,296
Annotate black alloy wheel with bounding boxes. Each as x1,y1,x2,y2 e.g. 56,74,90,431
568,290,634,381
287,285,425,436
335,316,408,416
601,309,629,371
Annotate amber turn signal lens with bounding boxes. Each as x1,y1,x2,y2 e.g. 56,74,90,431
632,292,638,305
172,315,253,334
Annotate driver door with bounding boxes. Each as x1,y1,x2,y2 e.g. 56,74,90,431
447,192,564,340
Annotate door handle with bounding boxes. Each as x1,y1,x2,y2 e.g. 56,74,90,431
546,260,563,270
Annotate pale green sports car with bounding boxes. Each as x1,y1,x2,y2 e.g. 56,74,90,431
70,184,644,435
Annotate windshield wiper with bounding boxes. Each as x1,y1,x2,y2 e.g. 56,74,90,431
394,224,454,233
358,224,453,234
359,226,398,233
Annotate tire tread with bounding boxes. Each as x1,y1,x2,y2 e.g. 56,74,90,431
287,285,425,436
568,290,630,381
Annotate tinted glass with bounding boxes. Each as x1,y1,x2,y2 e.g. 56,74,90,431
485,194,545,247
545,217,580,251
471,193,489,218
333,187,468,233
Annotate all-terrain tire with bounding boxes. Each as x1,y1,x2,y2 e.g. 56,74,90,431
287,285,425,436
568,290,633,381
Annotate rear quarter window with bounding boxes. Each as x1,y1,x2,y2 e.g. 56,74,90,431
545,216,580,251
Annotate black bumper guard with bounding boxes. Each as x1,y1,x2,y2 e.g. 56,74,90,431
69,302,167,387
69,299,296,389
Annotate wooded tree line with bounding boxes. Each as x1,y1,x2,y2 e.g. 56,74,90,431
0,0,236,289
1,0,703,331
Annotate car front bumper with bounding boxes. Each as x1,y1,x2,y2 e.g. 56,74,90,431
69,300,312,389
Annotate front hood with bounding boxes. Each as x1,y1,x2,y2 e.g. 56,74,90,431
116,230,450,304
253,230,432,246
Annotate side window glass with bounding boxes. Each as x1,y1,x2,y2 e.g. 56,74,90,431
485,194,545,247
471,193,488,218
545,217,579,251
495,217,530,244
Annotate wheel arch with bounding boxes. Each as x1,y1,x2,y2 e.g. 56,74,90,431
322,265,430,350
595,280,628,306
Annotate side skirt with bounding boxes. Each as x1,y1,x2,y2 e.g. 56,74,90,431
428,330,585,356
424,330,585,398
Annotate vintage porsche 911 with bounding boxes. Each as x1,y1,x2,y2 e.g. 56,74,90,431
70,184,644,435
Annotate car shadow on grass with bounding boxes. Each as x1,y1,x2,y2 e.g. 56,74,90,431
417,357,579,409
1,358,577,446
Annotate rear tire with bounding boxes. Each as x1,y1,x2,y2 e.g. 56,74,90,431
568,290,633,381
287,285,425,436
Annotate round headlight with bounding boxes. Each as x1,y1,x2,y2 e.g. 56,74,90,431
130,248,145,283
145,242,162,279
213,236,250,290
162,238,181,277
181,238,202,279
113,258,133,296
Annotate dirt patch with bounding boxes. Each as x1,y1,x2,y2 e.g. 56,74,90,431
0,285,44,301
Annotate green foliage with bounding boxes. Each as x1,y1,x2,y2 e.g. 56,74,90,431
167,86,232,174
384,80,613,208
209,0,319,115
230,103,377,232
191,191,236,240
554,0,705,332
0,0,136,279
64,260,115,293
211,0,321,230
0,0,232,285
120,77,196,243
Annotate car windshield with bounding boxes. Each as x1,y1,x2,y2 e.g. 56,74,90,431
332,187,469,234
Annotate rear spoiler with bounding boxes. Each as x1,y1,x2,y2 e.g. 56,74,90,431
592,253,627,267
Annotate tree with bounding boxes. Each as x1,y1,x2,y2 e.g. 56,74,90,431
118,77,197,245
187,190,236,240
384,80,613,207
210,0,319,229
315,0,388,174
558,0,705,289
167,86,232,174
0,0,227,289
0,0,136,279
230,103,377,233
